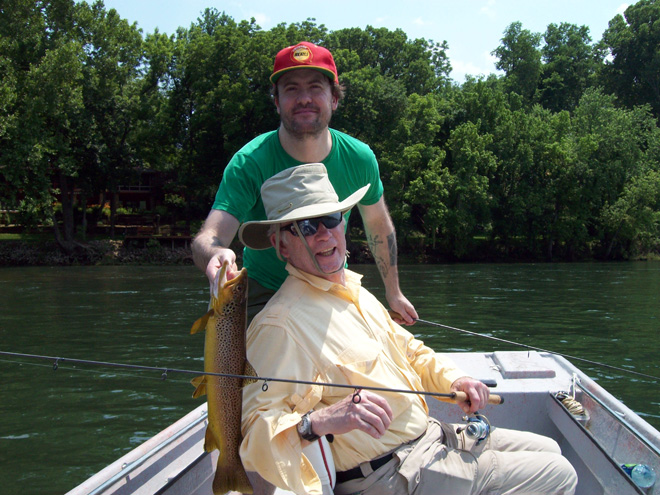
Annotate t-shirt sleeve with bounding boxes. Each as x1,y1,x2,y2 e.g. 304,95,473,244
212,153,263,223
360,150,384,206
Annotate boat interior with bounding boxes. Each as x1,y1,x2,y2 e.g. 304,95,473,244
66,351,660,495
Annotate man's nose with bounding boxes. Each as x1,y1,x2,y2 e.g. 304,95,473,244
314,223,332,239
296,89,313,104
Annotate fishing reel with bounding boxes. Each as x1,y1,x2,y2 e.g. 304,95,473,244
456,412,492,445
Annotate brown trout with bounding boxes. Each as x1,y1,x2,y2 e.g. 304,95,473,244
191,261,256,494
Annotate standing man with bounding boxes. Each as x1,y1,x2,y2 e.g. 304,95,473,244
192,41,417,325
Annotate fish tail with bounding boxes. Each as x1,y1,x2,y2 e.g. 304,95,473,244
212,461,253,494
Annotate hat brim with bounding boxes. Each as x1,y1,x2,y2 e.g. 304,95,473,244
238,184,370,250
270,66,337,84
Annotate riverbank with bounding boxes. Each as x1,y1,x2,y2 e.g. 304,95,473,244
0,239,195,266
2,236,657,267
0,238,379,267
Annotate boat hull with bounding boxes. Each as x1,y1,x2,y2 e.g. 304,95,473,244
65,351,660,495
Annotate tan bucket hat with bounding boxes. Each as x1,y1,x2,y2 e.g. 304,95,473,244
238,163,369,250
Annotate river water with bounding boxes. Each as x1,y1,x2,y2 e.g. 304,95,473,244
0,263,658,495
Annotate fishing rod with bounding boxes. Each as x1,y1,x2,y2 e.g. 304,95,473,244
0,350,503,405
400,314,660,382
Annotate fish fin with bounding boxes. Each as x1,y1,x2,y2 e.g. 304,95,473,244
190,309,213,334
242,361,260,387
203,425,220,453
212,460,253,494
191,375,207,398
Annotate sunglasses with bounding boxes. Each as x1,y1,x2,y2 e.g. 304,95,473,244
280,211,343,237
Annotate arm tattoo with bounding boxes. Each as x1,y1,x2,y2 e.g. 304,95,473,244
367,232,398,280
387,232,397,267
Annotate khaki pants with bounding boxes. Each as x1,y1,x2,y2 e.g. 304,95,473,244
334,418,577,495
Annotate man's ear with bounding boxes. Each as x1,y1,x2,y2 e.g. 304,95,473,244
274,95,281,115
270,231,289,259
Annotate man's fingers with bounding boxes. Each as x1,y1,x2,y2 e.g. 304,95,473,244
344,391,393,438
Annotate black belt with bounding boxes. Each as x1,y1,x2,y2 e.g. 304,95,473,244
335,452,394,484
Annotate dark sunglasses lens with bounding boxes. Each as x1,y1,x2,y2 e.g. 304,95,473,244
296,212,343,236
320,212,342,229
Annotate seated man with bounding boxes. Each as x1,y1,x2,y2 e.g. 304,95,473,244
238,163,578,495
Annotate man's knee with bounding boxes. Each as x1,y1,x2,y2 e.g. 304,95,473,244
545,454,578,495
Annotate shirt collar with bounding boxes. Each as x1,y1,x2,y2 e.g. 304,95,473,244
285,263,363,292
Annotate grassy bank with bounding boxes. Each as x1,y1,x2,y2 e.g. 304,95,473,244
2,233,656,267
0,232,378,267
0,238,194,266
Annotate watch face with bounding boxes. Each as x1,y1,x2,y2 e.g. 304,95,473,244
297,416,308,435
298,414,310,435
297,412,318,441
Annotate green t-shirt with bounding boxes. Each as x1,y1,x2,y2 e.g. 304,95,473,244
213,128,384,290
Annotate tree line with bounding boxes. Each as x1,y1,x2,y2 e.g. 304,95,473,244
1,0,659,261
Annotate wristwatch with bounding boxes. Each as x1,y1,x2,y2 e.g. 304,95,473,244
297,411,320,442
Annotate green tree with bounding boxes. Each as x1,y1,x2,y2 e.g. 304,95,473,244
599,0,660,117
162,11,278,220
601,169,660,258
539,23,599,112
492,22,542,104
442,122,497,257
0,0,87,250
74,1,145,237
327,26,451,95
572,89,660,257
382,93,447,250
331,67,408,155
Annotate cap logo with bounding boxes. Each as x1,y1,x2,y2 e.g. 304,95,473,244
291,45,312,64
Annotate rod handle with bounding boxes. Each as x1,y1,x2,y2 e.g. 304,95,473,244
452,391,504,405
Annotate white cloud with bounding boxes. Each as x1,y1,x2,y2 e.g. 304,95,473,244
450,59,491,82
479,0,497,20
248,12,270,28
448,47,503,82
616,3,629,15
413,17,430,26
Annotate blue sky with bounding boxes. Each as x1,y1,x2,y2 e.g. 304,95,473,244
103,0,631,82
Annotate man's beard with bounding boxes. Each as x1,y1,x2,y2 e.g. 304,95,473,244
280,105,332,139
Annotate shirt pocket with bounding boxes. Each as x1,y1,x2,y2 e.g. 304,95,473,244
335,343,382,377
333,341,416,421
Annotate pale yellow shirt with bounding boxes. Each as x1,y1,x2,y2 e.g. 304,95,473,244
239,265,466,494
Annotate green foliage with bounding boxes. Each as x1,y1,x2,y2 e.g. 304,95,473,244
1,3,659,261
598,0,660,117
539,23,600,112
492,21,542,104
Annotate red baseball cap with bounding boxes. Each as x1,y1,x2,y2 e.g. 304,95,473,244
270,42,338,84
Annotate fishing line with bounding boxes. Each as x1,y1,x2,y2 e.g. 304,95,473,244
0,357,191,384
0,350,496,403
414,318,660,382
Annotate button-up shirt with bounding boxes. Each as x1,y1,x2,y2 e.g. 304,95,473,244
240,265,466,494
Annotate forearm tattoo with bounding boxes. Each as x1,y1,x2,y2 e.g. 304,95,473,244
367,232,397,279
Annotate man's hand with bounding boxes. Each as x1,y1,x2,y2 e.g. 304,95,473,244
205,250,239,283
450,377,490,414
310,390,393,440
386,291,418,326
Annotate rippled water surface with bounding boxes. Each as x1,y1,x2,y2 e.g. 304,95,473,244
0,263,658,495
